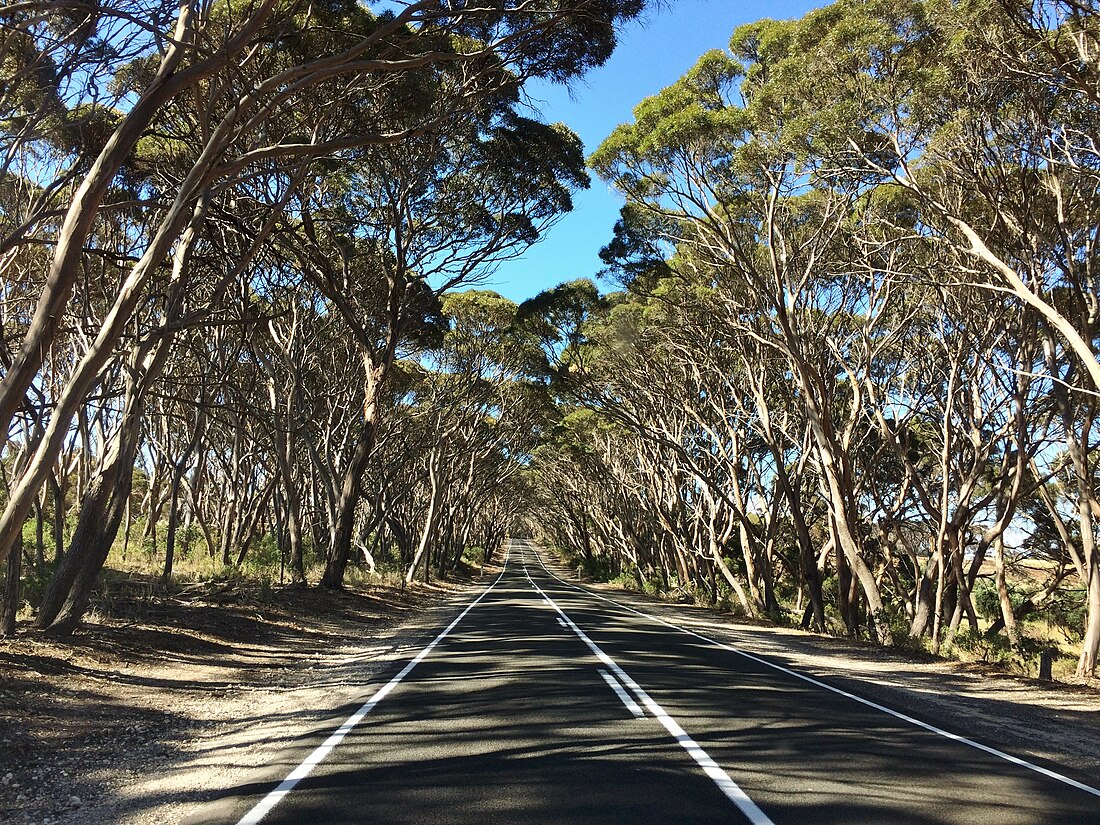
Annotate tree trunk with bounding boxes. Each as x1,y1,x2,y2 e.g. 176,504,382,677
1077,565,1100,677
233,480,275,568
710,542,751,614
738,522,766,614
34,330,169,634
321,355,386,589
993,534,1019,648
321,427,374,589
51,473,66,563
910,535,941,639
931,547,947,656
35,451,133,636
2,535,22,636
406,450,445,585
833,517,855,634
163,471,183,582
33,492,45,569
163,402,209,581
275,432,306,585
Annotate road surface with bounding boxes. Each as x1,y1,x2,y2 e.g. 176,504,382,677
193,540,1100,825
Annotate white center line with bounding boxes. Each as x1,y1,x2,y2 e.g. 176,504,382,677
599,668,645,718
523,561,774,825
527,544,1100,801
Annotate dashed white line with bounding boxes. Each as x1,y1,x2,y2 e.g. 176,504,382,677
235,551,510,825
599,668,645,718
523,562,775,825
526,544,1100,801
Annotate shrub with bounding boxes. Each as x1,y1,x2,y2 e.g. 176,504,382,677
973,580,1026,622
19,559,60,610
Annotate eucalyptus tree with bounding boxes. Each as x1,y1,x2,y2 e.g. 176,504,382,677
30,156,292,633
0,0,646,579
278,94,588,588
402,290,548,581
713,0,1100,673
590,45,905,641
529,0,1100,671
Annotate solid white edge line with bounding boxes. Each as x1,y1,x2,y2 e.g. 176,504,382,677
599,668,646,718
523,560,774,825
235,549,511,825
528,544,1100,800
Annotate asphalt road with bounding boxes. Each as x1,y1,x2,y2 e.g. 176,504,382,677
195,540,1100,825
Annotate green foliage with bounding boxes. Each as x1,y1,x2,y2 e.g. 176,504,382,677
463,546,488,566
948,627,1055,675
949,627,1016,665
580,555,618,582
242,533,282,577
973,580,1026,622
884,613,925,653
18,559,59,611
1045,591,1087,643
609,571,640,591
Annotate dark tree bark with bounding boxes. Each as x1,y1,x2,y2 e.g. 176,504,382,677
2,535,22,636
320,423,376,588
35,447,134,636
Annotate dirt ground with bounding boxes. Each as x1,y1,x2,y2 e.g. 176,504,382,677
0,572,486,825
2,557,1099,825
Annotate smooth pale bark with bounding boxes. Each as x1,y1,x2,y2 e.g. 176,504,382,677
1038,328,1100,677
709,541,751,614
931,543,948,656
0,0,550,571
1078,569,1100,677
855,145,1100,396
799,370,893,643
0,0,448,440
0,2,260,437
947,214,1100,394
406,446,445,584
1074,464,1100,677
948,539,979,634
993,534,1019,648
751,379,824,630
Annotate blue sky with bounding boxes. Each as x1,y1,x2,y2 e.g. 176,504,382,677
482,0,823,303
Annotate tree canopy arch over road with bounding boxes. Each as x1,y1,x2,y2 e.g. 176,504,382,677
4,0,1100,685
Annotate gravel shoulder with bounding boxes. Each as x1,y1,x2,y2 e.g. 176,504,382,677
0,569,496,825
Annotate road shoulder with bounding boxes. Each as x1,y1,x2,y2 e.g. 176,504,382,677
0,570,498,825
